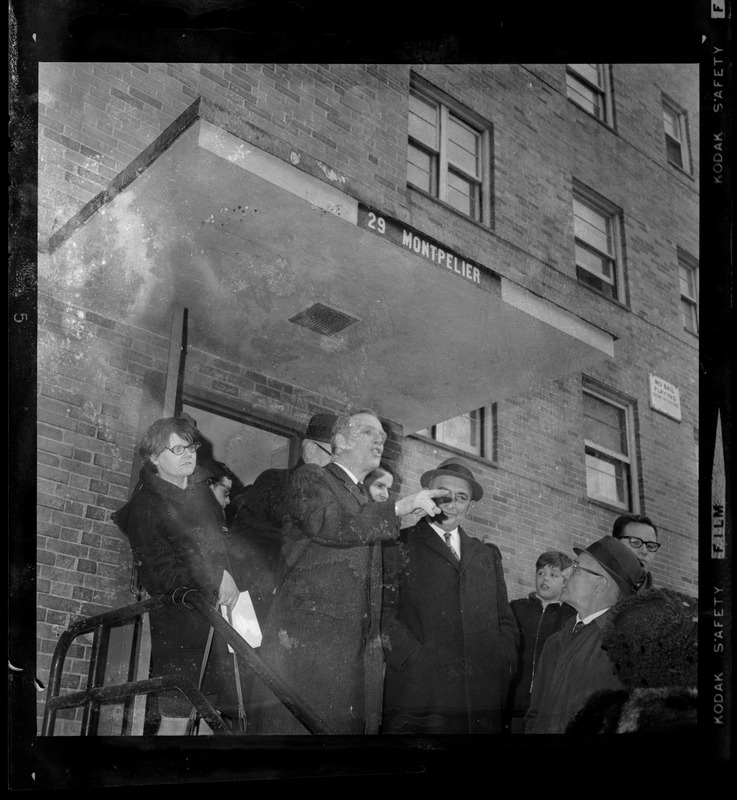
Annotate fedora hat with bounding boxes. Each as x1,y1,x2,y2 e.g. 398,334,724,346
303,413,337,444
573,536,646,597
420,456,484,501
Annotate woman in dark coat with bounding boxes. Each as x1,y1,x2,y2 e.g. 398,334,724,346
112,417,241,735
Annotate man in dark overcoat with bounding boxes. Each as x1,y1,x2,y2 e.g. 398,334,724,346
227,413,336,622
247,409,448,734
382,457,519,734
524,536,645,733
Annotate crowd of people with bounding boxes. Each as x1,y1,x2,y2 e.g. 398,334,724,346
112,410,698,736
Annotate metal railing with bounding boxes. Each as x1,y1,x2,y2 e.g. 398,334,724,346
41,589,333,735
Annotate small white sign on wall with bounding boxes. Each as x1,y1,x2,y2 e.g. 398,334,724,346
649,374,682,421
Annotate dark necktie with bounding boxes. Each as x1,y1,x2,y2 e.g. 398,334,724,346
572,620,585,636
443,532,460,561
356,482,368,497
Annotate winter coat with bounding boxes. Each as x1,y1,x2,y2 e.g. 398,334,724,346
247,462,401,734
507,593,576,717
112,468,238,717
525,611,623,733
382,518,519,734
227,460,306,623
565,686,698,734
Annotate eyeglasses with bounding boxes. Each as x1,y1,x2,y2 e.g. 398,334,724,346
312,442,332,457
163,442,201,456
618,536,661,553
570,561,604,578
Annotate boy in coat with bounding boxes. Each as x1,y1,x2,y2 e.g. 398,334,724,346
506,550,575,733
382,457,518,734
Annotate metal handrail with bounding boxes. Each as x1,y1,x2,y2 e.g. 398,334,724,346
41,590,333,735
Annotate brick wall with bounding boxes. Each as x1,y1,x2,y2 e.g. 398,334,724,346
36,63,698,733
35,292,402,734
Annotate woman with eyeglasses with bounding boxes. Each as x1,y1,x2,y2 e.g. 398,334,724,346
113,416,242,735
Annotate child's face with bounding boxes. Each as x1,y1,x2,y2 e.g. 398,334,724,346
535,564,567,601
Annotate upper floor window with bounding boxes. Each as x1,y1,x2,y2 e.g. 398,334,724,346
572,184,624,302
583,386,636,511
566,64,613,124
662,98,690,172
407,80,490,223
417,405,496,460
678,248,699,334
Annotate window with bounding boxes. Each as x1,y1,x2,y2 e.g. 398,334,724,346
566,64,612,124
583,387,635,510
417,405,495,460
572,186,624,301
181,402,295,486
407,81,489,223
678,249,699,334
662,99,690,171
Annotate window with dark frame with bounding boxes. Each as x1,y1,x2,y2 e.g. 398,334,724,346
417,405,495,460
407,83,487,223
678,249,699,334
180,402,296,488
566,64,613,124
662,100,690,171
572,188,623,301
583,388,635,511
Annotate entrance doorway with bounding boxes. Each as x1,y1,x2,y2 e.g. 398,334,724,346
181,402,295,492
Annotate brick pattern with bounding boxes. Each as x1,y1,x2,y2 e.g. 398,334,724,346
36,63,698,733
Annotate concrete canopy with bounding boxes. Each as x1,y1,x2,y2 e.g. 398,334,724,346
40,99,615,433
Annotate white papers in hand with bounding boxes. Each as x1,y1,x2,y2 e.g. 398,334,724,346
220,591,263,651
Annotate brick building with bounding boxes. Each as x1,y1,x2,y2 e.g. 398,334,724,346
36,63,699,734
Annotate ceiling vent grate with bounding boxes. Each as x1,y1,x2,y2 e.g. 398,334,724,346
289,302,360,336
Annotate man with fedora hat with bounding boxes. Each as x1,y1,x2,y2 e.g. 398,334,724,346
382,456,519,734
524,535,646,733
228,413,338,622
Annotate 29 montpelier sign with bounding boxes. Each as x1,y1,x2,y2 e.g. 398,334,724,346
357,203,500,295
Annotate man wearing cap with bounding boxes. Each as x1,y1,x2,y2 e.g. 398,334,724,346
227,413,337,622
524,535,646,734
382,457,519,734
248,408,448,735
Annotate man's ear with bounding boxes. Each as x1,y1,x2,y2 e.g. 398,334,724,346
333,433,347,452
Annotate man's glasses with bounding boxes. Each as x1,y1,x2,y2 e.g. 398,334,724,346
618,536,661,553
570,561,604,578
163,442,201,456
312,442,332,457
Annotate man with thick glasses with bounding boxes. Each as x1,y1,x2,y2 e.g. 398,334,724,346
524,536,645,734
612,513,661,590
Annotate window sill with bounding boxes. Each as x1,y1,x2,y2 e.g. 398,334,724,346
666,160,695,181
409,432,498,470
575,277,630,310
586,497,633,515
567,98,617,133
407,184,493,234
